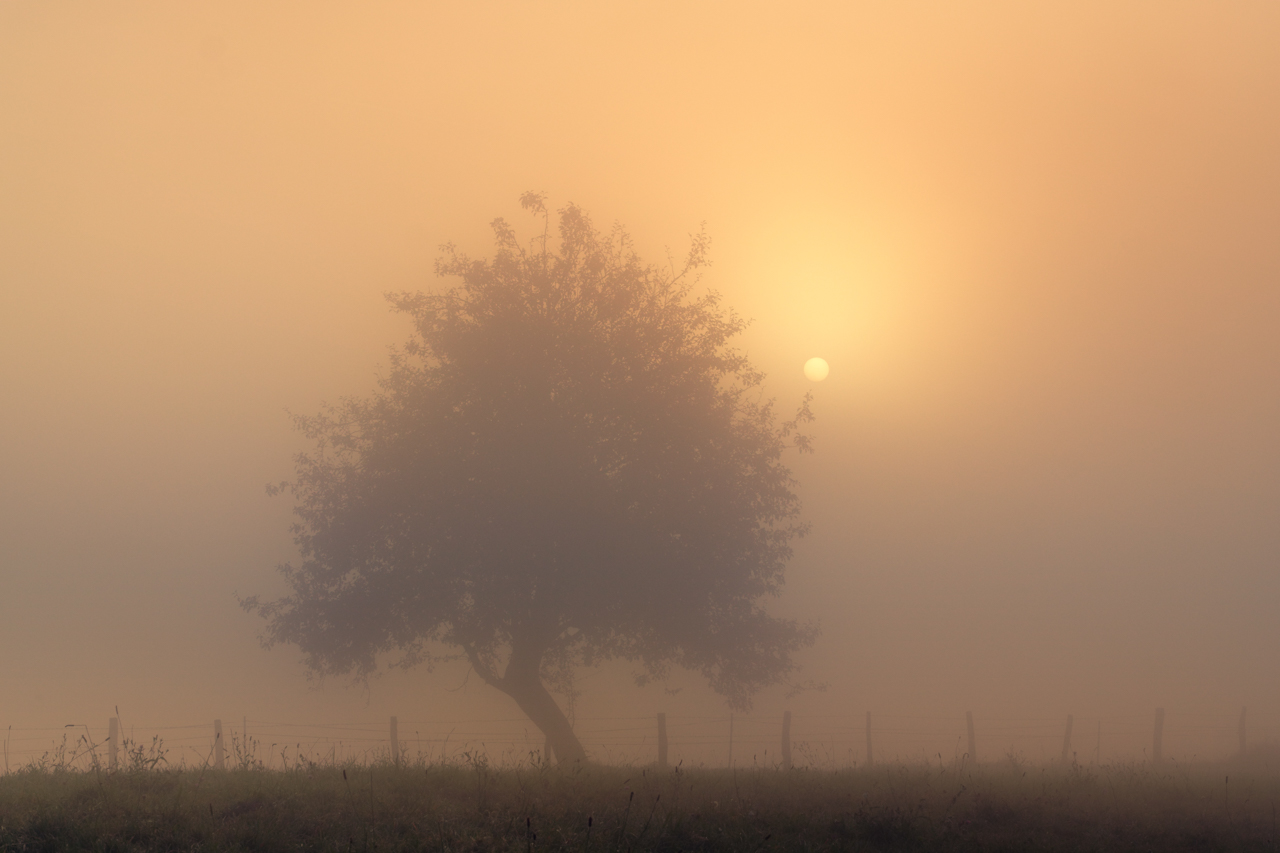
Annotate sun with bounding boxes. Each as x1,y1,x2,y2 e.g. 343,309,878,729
803,357,829,382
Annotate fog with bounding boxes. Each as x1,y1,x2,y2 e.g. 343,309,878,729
3,2,1279,767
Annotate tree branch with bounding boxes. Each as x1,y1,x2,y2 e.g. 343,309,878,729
461,642,502,690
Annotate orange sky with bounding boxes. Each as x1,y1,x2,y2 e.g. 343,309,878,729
2,2,1279,765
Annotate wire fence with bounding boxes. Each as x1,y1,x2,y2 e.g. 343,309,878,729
6,705,1279,774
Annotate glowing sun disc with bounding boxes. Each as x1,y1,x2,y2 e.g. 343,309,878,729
804,357,829,382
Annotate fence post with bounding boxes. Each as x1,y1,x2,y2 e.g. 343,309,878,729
108,717,118,772
1239,706,1247,757
214,719,225,770
657,713,668,768
781,710,793,770
865,711,873,767
966,711,977,766
1060,714,1074,764
1152,707,1165,764
390,716,399,767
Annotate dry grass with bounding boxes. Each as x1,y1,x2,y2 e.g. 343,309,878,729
3,750,1280,851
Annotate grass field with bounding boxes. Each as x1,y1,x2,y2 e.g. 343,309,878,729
4,751,1280,851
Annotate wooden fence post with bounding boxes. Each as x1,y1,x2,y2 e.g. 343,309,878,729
1239,706,1247,757
108,717,118,772
1060,714,1074,764
390,716,399,767
214,719,225,770
865,711,873,767
966,711,977,766
657,713,668,768
781,710,793,770
1152,708,1165,764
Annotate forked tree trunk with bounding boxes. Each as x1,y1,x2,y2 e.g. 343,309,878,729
467,635,588,765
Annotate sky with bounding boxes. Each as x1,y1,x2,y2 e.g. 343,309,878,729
2,2,1279,767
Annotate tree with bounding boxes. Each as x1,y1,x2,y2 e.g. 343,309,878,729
243,194,817,764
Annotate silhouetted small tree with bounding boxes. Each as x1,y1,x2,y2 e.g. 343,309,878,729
243,194,817,763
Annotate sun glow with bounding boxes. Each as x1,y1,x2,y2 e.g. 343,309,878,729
804,357,830,382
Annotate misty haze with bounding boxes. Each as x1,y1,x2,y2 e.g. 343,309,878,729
3,3,1280,850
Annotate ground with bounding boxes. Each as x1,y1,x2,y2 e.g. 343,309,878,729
2,756,1278,851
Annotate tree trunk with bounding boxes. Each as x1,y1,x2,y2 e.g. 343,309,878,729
473,634,588,765
500,669,587,765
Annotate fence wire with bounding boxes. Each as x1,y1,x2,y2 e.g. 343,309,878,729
4,705,1276,774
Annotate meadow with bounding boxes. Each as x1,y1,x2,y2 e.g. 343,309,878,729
3,737,1280,852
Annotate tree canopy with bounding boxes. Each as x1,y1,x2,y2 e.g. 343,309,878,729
244,194,817,763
